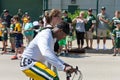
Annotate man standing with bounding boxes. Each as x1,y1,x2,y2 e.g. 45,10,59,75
2,9,12,29
96,7,109,50
85,8,96,49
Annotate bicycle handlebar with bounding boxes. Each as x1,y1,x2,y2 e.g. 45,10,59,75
66,66,83,80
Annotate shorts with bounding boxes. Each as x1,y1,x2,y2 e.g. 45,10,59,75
97,28,107,37
58,38,66,46
9,37,15,44
85,31,93,39
114,40,120,48
20,57,59,80
15,39,23,48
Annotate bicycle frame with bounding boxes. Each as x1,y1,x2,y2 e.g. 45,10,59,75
29,66,83,80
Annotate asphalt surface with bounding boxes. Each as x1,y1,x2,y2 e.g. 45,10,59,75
0,39,120,80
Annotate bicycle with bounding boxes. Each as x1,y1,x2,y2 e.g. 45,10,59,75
29,66,83,80
66,66,83,80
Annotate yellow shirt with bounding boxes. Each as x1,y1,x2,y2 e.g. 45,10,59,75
0,23,3,36
14,22,22,33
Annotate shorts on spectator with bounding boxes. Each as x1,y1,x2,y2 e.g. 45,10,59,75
97,28,107,37
85,31,93,39
10,37,15,44
15,39,23,48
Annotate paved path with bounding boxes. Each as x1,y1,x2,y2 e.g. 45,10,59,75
1,39,120,80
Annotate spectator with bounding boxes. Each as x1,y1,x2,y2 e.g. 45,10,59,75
112,20,120,56
96,7,109,50
11,15,24,60
49,9,62,53
2,9,12,29
2,9,12,46
111,11,120,49
21,12,30,28
9,18,15,53
39,19,44,31
85,8,96,49
43,10,49,27
32,21,40,38
17,9,23,19
0,18,3,42
17,9,23,23
23,17,34,45
62,10,73,51
72,11,86,49
1,22,8,54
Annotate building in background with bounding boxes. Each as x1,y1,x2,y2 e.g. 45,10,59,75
0,0,120,20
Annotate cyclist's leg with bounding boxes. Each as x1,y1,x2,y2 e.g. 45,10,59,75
22,62,59,80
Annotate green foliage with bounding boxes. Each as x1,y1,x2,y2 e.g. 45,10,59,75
68,10,88,20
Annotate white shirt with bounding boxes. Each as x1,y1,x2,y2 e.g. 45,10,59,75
22,29,65,71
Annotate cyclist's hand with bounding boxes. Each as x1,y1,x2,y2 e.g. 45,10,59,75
64,65,75,73
63,63,70,66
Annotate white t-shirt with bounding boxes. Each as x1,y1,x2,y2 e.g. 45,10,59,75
21,29,65,71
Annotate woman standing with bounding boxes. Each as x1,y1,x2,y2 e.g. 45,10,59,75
72,11,86,49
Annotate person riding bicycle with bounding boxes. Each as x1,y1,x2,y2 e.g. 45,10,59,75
20,21,75,80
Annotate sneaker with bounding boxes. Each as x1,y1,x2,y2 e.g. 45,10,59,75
103,45,106,50
113,54,116,56
96,46,99,50
117,53,120,56
2,48,4,51
9,49,15,53
11,55,18,60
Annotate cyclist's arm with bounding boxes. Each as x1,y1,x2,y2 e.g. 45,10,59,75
38,35,65,71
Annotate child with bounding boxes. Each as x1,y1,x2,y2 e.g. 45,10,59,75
23,17,34,45
112,20,120,56
11,15,24,60
9,18,15,52
1,22,8,54
0,18,3,42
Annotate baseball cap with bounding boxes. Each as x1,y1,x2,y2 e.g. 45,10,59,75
33,21,39,26
25,12,29,15
62,10,68,14
2,22,7,26
88,8,92,12
3,9,9,13
57,21,70,35
101,6,106,10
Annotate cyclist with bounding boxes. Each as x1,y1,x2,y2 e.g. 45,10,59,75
20,21,75,80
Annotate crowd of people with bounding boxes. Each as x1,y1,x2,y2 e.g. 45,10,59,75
0,7,120,58
0,7,120,80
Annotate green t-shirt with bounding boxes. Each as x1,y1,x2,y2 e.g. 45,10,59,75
63,16,72,23
10,24,15,37
111,17,120,31
85,14,96,31
112,28,120,48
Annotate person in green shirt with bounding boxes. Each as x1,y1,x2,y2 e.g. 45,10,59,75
59,10,72,55
112,20,120,56
111,11,120,49
9,18,15,52
85,8,96,49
